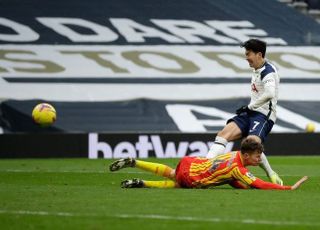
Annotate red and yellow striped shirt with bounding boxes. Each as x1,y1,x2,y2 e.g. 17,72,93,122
175,151,291,190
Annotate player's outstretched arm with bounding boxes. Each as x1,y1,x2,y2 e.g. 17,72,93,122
291,176,308,190
250,176,308,190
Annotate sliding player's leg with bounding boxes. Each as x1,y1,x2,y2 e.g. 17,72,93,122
109,158,135,171
109,158,175,180
135,160,175,179
121,178,178,188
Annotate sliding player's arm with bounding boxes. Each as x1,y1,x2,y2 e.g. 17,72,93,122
251,176,308,190
229,180,250,189
232,167,308,190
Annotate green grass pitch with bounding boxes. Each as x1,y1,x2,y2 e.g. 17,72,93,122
0,156,319,230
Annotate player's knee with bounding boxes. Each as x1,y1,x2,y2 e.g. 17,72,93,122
169,170,176,180
216,129,225,137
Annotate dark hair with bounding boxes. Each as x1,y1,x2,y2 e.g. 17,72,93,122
240,137,264,154
240,39,267,58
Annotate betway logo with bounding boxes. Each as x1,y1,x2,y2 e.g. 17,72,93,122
88,133,213,159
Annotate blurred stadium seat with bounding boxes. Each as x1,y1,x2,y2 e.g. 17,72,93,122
278,0,320,21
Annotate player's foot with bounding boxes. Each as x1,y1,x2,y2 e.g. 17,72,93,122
109,158,136,172
269,172,283,185
121,178,144,188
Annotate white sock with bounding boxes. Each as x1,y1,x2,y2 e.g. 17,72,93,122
260,152,275,176
206,136,228,158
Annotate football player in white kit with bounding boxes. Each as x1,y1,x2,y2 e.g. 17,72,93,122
207,39,283,185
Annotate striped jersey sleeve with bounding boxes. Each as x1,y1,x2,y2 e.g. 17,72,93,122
232,166,291,190
231,166,257,186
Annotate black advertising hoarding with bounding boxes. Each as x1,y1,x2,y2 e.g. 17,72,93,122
0,133,88,158
0,133,319,158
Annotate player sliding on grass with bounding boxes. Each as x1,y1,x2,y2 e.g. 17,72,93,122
207,38,283,185
109,137,308,190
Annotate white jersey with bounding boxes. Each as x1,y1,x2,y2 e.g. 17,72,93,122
248,61,279,122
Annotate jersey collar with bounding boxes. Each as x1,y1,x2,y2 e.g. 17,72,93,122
254,60,267,74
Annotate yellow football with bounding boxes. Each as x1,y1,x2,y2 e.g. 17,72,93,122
32,103,57,126
305,122,315,133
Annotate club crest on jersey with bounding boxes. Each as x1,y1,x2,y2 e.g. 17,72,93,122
246,172,256,180
210,159,225,171
251,83,258,93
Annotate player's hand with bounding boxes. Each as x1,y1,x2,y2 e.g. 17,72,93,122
291,176,308,190
236,105,249,115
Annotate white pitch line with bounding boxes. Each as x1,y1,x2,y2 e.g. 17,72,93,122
115,214,319,227
0,210,318,227
0,210,75,217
